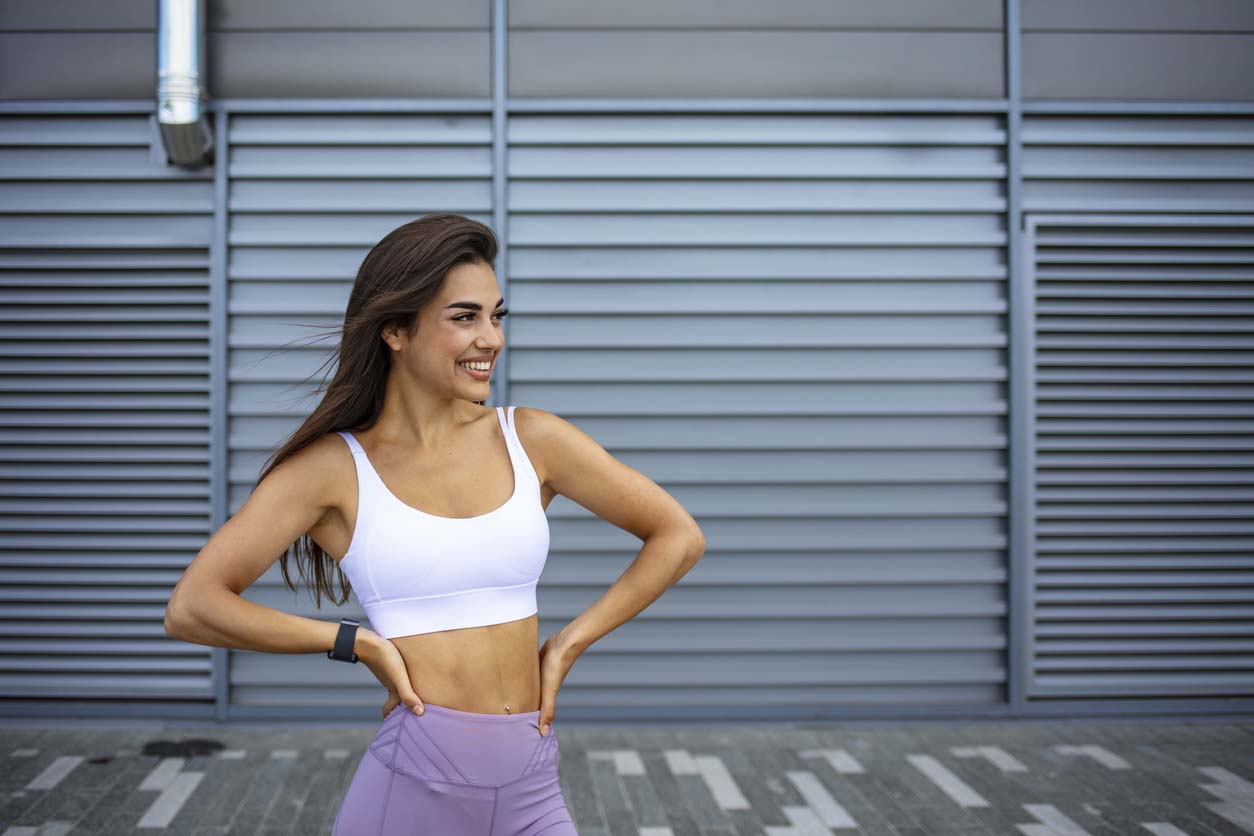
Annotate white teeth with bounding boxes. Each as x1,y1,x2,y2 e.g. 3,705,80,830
459,361,490,371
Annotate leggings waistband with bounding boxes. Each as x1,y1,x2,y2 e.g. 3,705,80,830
415,701,542,723
373,701,557,788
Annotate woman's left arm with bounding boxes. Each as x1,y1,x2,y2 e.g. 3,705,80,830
517,407,707,733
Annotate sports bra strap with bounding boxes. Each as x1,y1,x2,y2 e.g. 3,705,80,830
337,430,365,456
498,406,525,464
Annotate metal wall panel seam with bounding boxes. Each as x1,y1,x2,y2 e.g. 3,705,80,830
505,98,1011,113
211,108,231,722
209,99,494,113
1023,101,1254,114
6,100,1254,117
1004,0,1030,712
492,0,509,408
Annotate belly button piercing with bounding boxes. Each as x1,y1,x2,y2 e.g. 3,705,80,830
505,704,510,714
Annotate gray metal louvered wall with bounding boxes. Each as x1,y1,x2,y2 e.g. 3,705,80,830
506,112,1010,713
0,113,216,707
1019,113,1254,701
1026,214,1254,699
4,1,1254,721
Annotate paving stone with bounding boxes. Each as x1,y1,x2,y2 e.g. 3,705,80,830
293,748,358,836
145,751,231,836
562,747,609,835
192,750,269,832
639,749,702,836
255,747,325,836
72,754,167,835
43,748,134,832
5,736,104,830
227,751,300,834
602,806,641,836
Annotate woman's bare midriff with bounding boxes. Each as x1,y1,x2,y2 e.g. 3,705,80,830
390,614,542,715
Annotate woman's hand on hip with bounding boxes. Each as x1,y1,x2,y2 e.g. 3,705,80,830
537,630,581,737
356,630,425,720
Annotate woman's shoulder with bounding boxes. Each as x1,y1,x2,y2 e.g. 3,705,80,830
287,430,360,508
509,405,563,488
510,404,560,443
267,430,355,481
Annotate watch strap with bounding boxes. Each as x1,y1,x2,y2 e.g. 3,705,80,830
327,617,360,663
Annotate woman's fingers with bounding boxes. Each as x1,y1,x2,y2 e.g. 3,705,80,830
537,633,574,736
407,691,425,715
380,690,400,720
385,655,425,715
363,638,424,718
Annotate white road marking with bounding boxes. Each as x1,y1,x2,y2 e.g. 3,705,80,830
694,755,750,810
1023,803,1095,836
1080,745,1130,770
787,770,858,829
906,754,989,808
614,750,646,775
950,745,1027,772
1141,823,1192,835
25,756,84,791
799,748,865,774
664,749,698,775
1201,766,1254,793
1053,744,1130,770
770,805,833,836
980,746,1028,772
1197,766,1254,834
138,758,185,791
137,770,204,829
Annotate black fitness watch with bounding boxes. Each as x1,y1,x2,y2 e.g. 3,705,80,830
327,617,360,663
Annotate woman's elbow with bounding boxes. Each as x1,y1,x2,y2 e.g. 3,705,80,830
163,583,206,640
163,592,190,640
687,521,707,561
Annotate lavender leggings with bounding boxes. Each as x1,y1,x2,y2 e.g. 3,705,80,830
332,702,577,836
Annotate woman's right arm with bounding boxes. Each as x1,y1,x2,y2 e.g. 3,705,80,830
163,433,372,658
165,433,428,716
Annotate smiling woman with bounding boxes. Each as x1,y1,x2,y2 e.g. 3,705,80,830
163,212,706,836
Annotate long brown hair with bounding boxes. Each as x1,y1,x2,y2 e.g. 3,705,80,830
255,212,499,608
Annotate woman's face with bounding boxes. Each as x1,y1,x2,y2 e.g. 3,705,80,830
383,260,507,399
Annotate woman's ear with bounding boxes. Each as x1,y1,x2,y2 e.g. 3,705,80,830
380,326,401,352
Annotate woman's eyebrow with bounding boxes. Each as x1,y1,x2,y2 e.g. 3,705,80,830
444,298,505,311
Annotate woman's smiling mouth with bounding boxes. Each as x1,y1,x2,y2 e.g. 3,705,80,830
457,360,491,380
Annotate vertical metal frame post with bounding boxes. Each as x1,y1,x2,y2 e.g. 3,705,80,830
1004,0,1030,711
209,108,231,720
492,0,510,408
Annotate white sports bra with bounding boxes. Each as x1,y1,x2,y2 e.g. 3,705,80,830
334,405,550,639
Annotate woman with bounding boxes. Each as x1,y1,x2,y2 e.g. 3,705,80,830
163,213,707,835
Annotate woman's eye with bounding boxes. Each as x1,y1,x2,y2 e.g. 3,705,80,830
457,310,508,322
